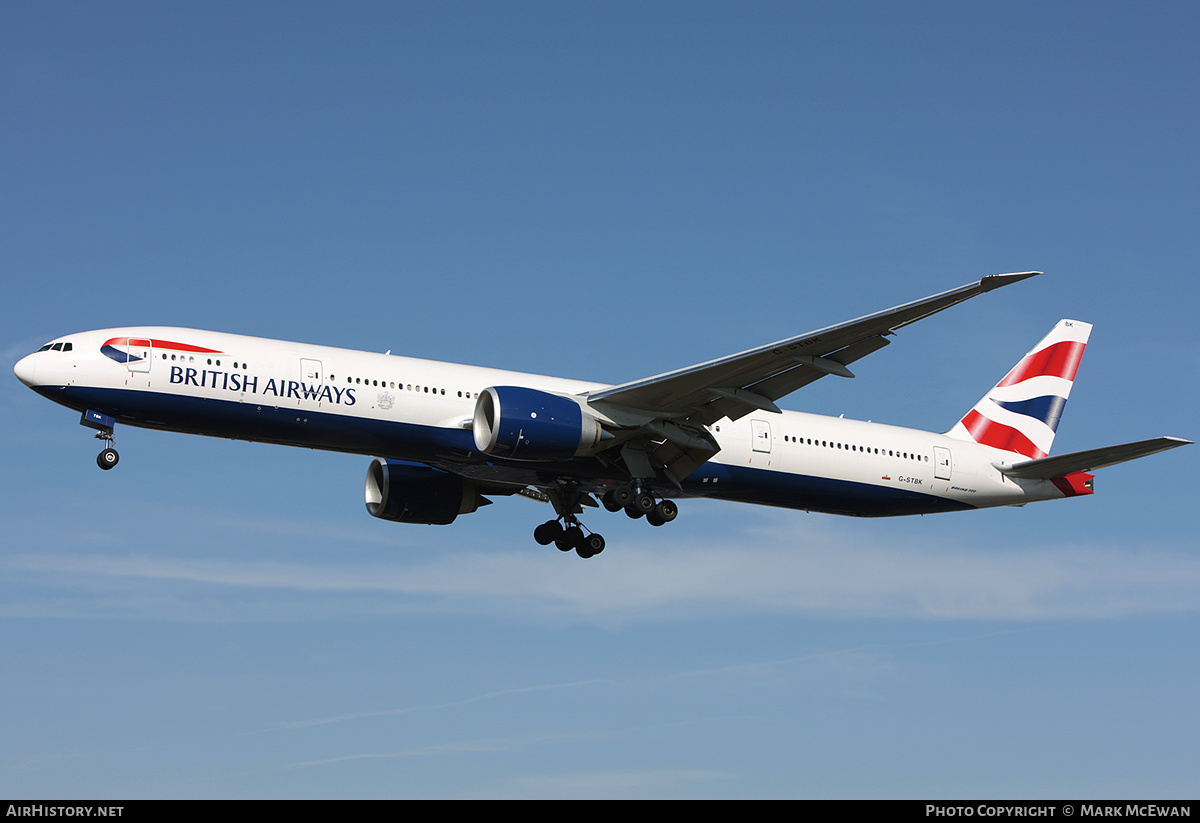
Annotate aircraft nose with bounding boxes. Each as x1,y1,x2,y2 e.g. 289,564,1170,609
13,353,38,387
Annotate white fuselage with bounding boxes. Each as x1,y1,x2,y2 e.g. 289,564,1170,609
15,326,1070,518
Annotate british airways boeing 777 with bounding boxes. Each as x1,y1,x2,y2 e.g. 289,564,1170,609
12,272,1189,558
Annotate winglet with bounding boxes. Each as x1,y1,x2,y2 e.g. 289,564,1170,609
980,271,1042,291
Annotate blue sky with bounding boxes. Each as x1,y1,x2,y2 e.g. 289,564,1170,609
2,2,1197,798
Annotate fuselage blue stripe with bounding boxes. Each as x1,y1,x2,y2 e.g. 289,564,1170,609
38,384,974,518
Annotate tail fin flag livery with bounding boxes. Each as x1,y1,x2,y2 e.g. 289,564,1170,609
946,319,1091,459
12,272,1191,559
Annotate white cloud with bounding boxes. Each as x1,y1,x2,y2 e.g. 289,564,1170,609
5,520,1199,623
502,769,731,799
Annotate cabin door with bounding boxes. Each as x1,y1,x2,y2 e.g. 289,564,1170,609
125,338,152,373
934,446,952,480
751,419,772,453
300,358,323,387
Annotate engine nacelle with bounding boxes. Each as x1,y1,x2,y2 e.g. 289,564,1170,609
364,458,485,525
472,386,606,461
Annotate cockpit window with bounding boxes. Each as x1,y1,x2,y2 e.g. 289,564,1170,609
50,343,63,351
62,342,72,351
36,342,73,352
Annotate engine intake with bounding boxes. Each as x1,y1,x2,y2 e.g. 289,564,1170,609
472,386,606,460
364,458,485,525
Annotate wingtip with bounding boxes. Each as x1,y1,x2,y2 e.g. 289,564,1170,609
978,271,1042,292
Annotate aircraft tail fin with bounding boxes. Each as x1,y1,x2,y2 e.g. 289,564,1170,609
945,319,1092,458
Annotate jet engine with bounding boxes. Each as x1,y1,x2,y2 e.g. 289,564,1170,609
364,458,486,525
472,386,607,460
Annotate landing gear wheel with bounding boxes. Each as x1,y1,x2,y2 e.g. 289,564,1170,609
577,533,605,558
653,500,678,523
560,525,584,552
97,448,119,470
611,487,634,509
534,520,563,546
633,492,656,516
601,490,623,512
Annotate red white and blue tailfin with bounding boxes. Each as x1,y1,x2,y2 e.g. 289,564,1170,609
945,319,1092,459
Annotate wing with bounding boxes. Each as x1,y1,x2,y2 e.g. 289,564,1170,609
589,271,1039,424
585,271,1040,485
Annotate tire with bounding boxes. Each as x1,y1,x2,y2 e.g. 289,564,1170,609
562,526,584,552
576,533,605,559
654,500,678,523
534,521,562,545
97,448,119,470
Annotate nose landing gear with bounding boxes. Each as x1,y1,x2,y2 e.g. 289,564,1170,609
81,409,119,470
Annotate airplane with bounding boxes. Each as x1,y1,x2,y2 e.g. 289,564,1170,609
12,272,1190,558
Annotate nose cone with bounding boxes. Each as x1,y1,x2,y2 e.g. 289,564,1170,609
13,353,38,387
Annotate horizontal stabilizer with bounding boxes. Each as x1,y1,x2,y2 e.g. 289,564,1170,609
998,436,1191,479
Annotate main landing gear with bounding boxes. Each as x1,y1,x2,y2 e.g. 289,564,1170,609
534,519,606,558
533,482,679,559
534,482,607,558
601,485,678,526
